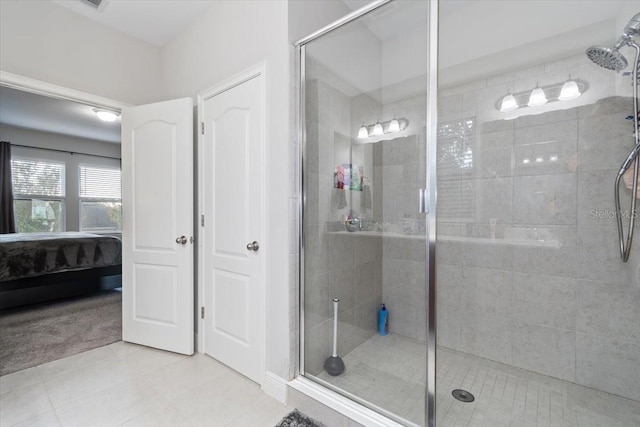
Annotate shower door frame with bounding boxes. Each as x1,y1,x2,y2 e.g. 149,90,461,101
294,0,440,425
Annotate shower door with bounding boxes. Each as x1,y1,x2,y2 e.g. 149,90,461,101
299,1,431,425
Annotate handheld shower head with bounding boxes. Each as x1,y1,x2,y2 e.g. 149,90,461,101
623,12,640,38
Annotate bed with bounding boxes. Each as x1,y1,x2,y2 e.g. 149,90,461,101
0,232,122,309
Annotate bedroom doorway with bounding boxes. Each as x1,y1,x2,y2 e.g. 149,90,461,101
0,76,126,375
1,72,197,367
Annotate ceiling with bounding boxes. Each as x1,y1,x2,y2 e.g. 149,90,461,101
51,0,215,47
0,86,121,143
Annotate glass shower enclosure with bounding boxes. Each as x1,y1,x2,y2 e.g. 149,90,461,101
298,1,640,426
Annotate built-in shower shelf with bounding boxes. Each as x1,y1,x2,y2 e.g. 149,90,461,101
440,235,561,248
327,231,561,248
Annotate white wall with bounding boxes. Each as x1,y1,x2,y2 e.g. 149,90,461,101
160,1,291,383
0,0,161,105
1,124,121,232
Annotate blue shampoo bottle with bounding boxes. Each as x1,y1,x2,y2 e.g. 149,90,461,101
378,303,388,336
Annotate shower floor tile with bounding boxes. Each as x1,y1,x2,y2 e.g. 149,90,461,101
316,334,640,427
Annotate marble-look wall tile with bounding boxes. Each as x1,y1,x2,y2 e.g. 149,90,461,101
577,169,617,226
577,279,640,343
473,177,513,224
458,312,512,365
576,333,640,401
514,120,578,147
578,112,635,172
462,240,514,270
577,225,638,284
512,322,576,383
461,267,513,317
511,225,577,277
512,273,576,330
513,137,577,176
512,173,577,225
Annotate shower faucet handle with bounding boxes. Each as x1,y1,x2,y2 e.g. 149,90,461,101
419,188,429,214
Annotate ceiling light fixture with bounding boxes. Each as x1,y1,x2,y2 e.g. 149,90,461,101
93,109,120,122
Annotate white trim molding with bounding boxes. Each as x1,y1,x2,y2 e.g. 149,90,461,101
263,372,288,403
0,71,131,112
288,377,405,427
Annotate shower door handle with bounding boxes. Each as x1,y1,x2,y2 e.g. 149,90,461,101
419,188,429,214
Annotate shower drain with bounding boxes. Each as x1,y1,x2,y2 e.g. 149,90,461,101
452,389,475,403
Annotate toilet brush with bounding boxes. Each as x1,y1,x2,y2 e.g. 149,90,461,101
324,298,345,376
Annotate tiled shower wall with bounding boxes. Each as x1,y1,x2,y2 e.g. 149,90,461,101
436,53,640,402
303,58,383,375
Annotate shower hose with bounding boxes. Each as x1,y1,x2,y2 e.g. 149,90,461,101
615,41,640,262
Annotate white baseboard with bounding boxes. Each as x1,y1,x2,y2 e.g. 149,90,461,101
262,371,288,403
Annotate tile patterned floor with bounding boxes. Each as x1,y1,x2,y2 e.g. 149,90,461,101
0,342,291,427
316,333,640,427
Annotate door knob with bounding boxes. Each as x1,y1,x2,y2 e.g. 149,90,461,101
246,241,259,251
176,236,188,245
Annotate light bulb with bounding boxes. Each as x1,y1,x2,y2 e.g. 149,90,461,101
388,117,400,132
357,123,369,139
558,80,581,101
94,109,119,122
372,120,383,136
528,87,547,107
499,94,518,112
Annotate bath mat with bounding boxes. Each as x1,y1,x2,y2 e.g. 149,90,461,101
275,409,324,427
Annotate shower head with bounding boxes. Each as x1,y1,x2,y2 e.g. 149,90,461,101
586,45,628,71
623,13,640,38
586,13,640,71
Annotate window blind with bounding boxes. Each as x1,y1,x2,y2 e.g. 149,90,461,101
79,166,121,199
11,159,65,197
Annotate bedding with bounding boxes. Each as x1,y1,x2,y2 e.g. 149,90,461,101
0,232,122,282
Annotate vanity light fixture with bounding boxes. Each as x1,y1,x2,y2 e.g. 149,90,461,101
93,109,120,122
356,117,409,140
496,79,588,112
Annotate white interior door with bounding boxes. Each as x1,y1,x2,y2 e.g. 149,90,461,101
200,71,265,383
121,98,194,355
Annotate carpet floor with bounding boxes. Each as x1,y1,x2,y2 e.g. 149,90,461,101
0,289,122,376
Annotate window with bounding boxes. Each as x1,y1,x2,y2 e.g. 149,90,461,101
11,158,65,232
79,165,122,232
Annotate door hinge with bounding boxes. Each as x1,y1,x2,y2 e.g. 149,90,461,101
201,307,205,319
201,122,204,135
201,214,205,226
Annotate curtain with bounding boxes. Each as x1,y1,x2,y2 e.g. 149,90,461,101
0,141,16,233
